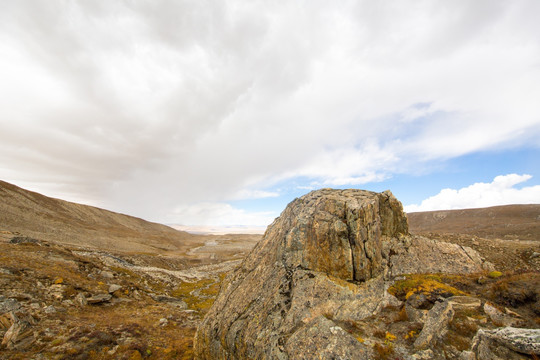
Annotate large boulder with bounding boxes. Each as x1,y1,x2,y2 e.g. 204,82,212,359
194,189,490,359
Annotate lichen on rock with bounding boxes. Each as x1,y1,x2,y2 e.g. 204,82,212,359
194,189,493,359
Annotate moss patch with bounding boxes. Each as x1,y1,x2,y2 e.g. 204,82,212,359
388,274,466,301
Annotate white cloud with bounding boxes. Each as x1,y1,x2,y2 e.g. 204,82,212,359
0,1,539,225
405,174,540,212
231,189,280,200
169,202,277,227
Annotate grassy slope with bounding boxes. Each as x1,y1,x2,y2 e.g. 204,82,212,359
0,180,201,254
408,204,540,240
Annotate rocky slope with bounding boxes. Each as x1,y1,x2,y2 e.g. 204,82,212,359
0,235,237,359
0,180,261,359
408,205,540,272
408,205,540,241
0,180,201,254
194,189,540,359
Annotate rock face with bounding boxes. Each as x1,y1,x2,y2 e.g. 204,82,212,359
194,189,491,359
472,327,540,359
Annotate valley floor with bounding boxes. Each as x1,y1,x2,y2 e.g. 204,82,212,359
0,230,539,359
0,232,259,359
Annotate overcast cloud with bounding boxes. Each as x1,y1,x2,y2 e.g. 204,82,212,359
1,1,539,225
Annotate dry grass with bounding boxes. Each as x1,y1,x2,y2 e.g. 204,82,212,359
0,240,235,360
388,274,466,301
373,342,394,360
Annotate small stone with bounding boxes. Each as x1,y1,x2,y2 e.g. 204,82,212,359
48,284,65,300
151,295,187,309
159,318,168,327
0,314,12,329
87,294,112,304
407,293,430,309
1,315,35,350
414,300,455,350
75,293,87,306
108,284,122,294
9,236,39,244
0,298,20,313
44,305,56,314
459,350,475,360
484,303,521,327
505,307,521,318
447,296,482,310
100,270,114,279
108,345,119,355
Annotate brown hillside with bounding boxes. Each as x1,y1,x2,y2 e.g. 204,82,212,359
0,180,202,254
408,204,540,241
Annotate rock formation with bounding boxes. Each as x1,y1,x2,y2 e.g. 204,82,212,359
194,189,495,359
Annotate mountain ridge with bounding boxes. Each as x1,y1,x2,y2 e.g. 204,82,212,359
0,179,199,254
408,204,540,240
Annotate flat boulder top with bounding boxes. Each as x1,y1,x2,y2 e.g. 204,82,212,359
270,188,408,281
282,188,408,235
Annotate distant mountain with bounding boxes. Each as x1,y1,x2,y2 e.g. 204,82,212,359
0,180,201,254
407,204,540,240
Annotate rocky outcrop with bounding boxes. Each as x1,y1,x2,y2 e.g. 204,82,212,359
194,189,492,359
472,327,540,359
285,316,370,359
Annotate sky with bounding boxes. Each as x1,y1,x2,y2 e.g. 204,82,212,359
1,1,539,228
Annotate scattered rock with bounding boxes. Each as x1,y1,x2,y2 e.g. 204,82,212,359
472,327,540,359
1,311,36,350
44,305,56,314
108,284,122,294
48,284,65,301
484,303,521,327
0,297,20,313
0,313,12,329
414,300,455,350
482,327,540,355
151,295,187,309
86,294,112,304
459,350,475,360
9,236,40,245
100,270,114,279
448,296,482,310
407,292,430,309
75,293,88,306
